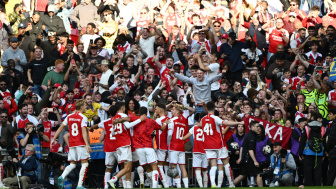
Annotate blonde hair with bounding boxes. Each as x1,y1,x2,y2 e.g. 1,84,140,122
75,99,85,110
26,144,35,153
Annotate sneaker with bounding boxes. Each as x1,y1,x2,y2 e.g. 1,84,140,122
211,184,217,188
58,176,64,189
140,183,145,188
76,187,86,189
108,180,116,189
58,147,63,153
229,184,236,188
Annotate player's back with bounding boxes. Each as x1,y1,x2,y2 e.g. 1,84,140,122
65,112,88,148
156,116,169,151
201,114,223,150
112,113,131,149
169,116,188,152
191,125,206,154
99,118,116,152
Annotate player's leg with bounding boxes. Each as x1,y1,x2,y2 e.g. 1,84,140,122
178,152,188,188
220,147,234,187
195,167,203,188
109,147,132,188
145,148,159,188
206,150,218,188
217,161,224,187
77,159,89,188
193,153,203,187
169,151,181,188
104,152,116,189
157,150,168,188
202,168,208,188
59,147,79,187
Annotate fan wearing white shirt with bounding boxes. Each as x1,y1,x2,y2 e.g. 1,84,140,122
79,23,100,53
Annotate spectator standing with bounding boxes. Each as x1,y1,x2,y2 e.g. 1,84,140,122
1,37,27,73
22,12,43,46
0,12,13,52
8,3,25,35
219,32,249,83
266,52,291,91
16,23,34,63
137,28,156,62
69,0,99,31
326,109,336,185
98,60,113,94
97,9,119,53
41,5,66,36
117,0,137,38
83,44,104,84
27,47,49,97
41,59,65,91
79,23,100,53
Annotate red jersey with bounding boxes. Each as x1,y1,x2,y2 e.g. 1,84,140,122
14,115,39,129
268,28,289,53
201,114,224,150
189,125,205,154
0,91,11,110
60,99,76,120
131,116,161,148
291,76,306,91
165,13,179,34
136,17,150,36
42,120,55,148
168,116,188,152
117,41,131,53
147,57,167,76
305,51,322,65
156,116,169,151
221,125,235,148
63,112,88,147
98,118,116,152
328,89,336,109
110,113,132,149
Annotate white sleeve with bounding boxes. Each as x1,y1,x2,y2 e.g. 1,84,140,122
98,121,104,128
60,99,66,106
109,82,119,93
124,119,141,129
328,91,332,101
155,118,162,126
81,116,88,127
189,126,195,135
213,116,224,128
207,63,219,73
62,117,68,126
32,117,39,126
283,29,289,38
160,65,166,75
290,40,298,49
51,121,56,127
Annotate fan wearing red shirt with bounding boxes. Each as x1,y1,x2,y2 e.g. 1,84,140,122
14,104,38,129
154,103,170,188
201,101,244,188
51,99,91,189
39,108,61,149
167,104,189,188
147,47,167,76
106,102,146,189
183,112,208,188
129,107,167,188
155,51,175,92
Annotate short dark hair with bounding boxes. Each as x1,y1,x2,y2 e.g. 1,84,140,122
156,103,166,111
139,107,148,115
19,103,28,110
87,22,96,29
274,52,285,60
67,39,74,45
206,101,215,111
250,120,259,128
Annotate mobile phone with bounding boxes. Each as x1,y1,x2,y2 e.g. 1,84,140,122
195,25,203,29
90,39,93,44
47,108,53,112
187,87,192,91
157,21,163,25
316,66,323,71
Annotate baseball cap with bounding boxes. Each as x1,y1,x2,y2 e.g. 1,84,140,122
228,32,236,40
54,59,64,67
53,83,61,88
326,52,334,57
289,12,297,17
221,33,229,39
18,23,26,29
47,5,56,12
10,37,18,42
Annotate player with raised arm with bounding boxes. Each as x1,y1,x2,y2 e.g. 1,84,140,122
107,102,147,189
202,101,244,188
155,103,170,188
51,99,91,189
167,104,189,188
183,112,208,188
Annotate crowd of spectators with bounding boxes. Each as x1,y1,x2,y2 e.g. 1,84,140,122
0,0,336,188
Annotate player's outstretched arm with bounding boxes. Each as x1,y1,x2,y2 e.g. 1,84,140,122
82,126,92,153
51,123,66,148
182,132,192,141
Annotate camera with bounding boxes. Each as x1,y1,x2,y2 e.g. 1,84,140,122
31,124,44,134
87,116,101,127
259,168,274,179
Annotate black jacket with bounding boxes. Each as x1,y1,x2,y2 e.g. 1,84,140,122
326,120,336,158
16,155,38,183
40,15,66,36
241,130,257,163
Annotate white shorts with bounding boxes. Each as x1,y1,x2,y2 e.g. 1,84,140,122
157,150,167,162
68,146,90,162
105,152,117,167
205,147,228,160
132,151,139,162
117,146,132,163
136,148,158,166
193,153,208,169
169,151,185,165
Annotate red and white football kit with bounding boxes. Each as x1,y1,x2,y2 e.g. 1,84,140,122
98,118,118,166
168,116,188,164
14,115,39,129
132,117,161,166
156,116,169,162
201,114,228,160
112,113,142,163
328,89,336,109
189,125,208,169
268,28,289,54
42,120,56,148
62,112,89,161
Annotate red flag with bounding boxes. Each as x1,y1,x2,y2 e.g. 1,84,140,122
243,116,292,149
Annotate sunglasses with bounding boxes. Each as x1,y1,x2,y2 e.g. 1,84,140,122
290,4,296,6
140,12,147,14
32,97,38,99
1,116,7,118
214,25,221,27
0,84,5,86
289,16,295,18
103,14,110,17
